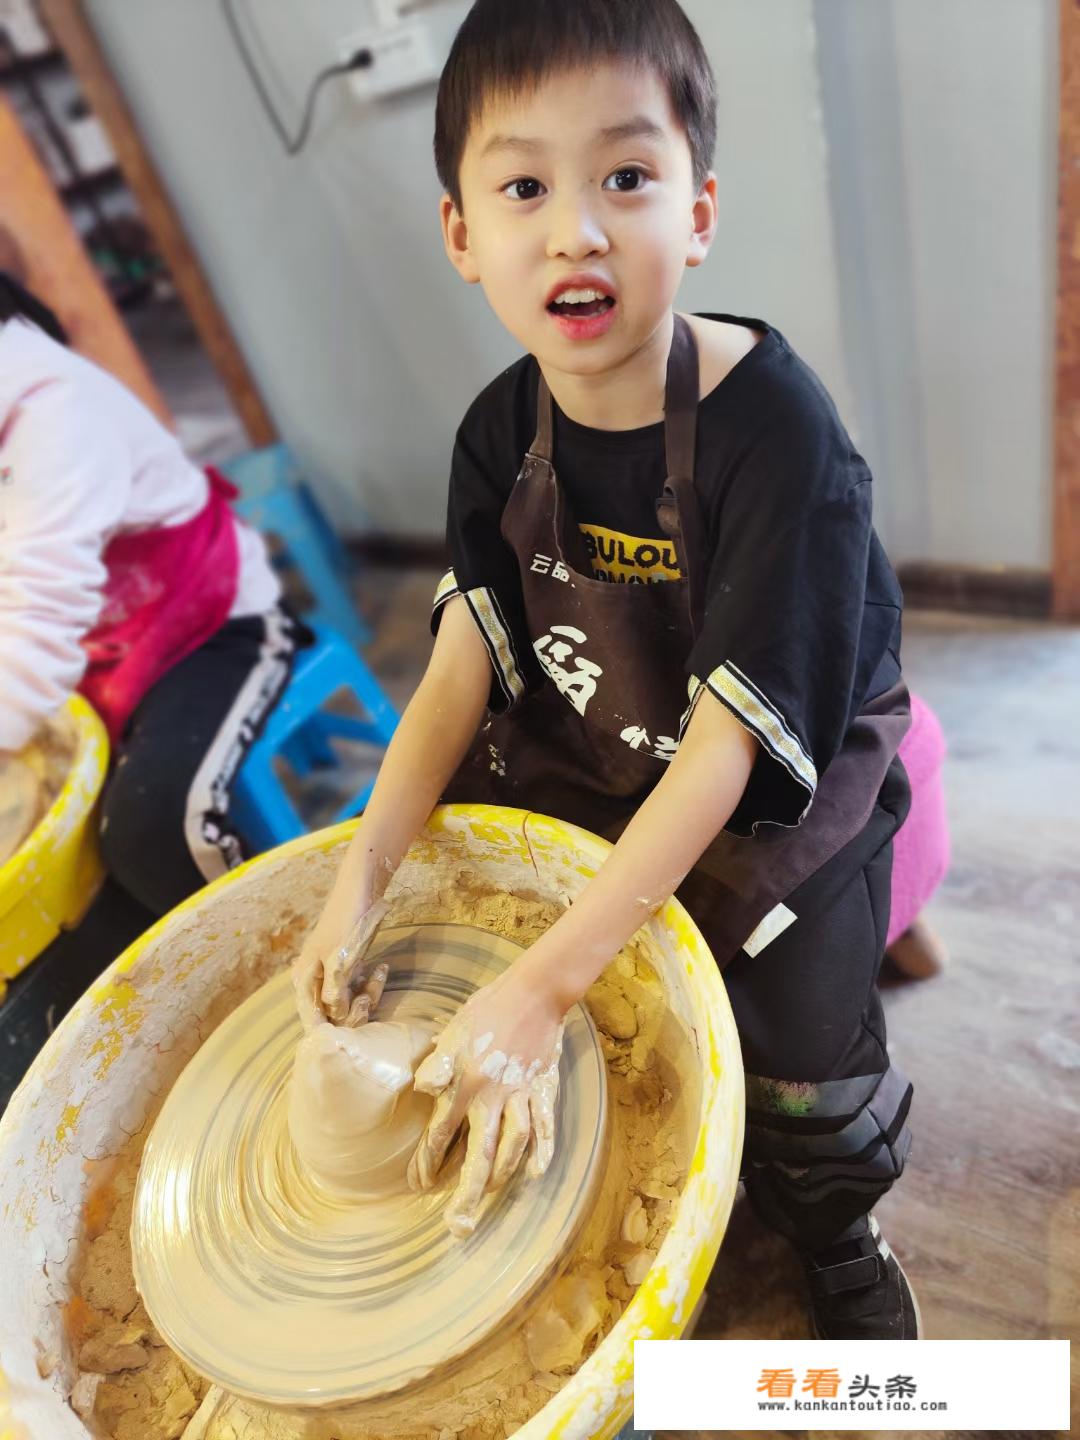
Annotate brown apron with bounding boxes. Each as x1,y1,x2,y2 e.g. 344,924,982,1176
448,316,910,969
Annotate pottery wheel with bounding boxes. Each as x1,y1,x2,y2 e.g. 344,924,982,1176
132,923,608,1407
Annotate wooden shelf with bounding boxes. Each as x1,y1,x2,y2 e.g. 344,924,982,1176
40,0,276,445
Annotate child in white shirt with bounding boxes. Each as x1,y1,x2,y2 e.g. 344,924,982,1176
0,273,303,913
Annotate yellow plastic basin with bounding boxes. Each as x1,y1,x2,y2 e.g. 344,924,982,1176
0,805,744,1438
0,695,109,994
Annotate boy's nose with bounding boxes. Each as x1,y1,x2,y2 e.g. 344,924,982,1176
544,197,609,262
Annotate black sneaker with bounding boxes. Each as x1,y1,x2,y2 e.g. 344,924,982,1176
801,1214,922,1340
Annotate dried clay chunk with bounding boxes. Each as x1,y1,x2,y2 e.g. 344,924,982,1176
79,1323,150,1373
623,1248,656,1287
640,1177,679,1202
524,1268,610,1374
585,983,638,1040
92,1349,200,1440
69,1371,104,1423
621,1194,649,1245
35,1347,60,1379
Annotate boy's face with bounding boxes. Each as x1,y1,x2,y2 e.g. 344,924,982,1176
441,60,717,379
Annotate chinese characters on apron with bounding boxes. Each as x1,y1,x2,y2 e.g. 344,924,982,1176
447,317,910,968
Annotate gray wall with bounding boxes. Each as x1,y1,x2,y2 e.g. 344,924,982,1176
84,0,851,536
85,0,1057,568
815,0,1058,567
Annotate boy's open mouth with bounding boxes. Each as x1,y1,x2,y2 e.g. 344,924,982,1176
547,297,616,318
546,285,616,319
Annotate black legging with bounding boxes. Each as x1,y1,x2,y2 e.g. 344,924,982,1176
1,610,309,1114
99,609,307,916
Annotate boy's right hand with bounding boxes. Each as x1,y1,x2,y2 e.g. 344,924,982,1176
291,897,391,1031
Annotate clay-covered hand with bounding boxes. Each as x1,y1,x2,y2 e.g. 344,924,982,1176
406,965,565,1237
291,897,391,1031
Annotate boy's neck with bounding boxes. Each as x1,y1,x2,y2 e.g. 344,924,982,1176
536,310,676,433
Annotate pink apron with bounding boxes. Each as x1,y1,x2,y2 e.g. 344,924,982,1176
78,467,241,742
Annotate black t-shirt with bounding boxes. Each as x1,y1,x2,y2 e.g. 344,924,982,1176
434,314,903,833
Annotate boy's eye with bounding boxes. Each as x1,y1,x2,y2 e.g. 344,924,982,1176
603,167,647,193
502,177,545,201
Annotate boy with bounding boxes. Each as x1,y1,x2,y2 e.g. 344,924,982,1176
297,0,918,1340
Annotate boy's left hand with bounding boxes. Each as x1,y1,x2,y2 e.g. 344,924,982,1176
407,962,566,1238
292,898,391,1031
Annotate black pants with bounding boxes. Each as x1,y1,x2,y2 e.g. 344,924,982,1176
98,608,307,917
2,610,307,1113
723,767,914,1253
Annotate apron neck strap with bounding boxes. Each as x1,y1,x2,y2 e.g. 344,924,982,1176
530,313,699,467
531,372,555,462
658,315,706,637
664,312,699,484
529,315,706,634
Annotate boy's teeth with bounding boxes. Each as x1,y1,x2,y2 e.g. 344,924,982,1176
554,287,606,304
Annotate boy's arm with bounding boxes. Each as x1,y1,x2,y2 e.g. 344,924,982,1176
294,595,491,1024
517,691,758,1009
407,695,758,1234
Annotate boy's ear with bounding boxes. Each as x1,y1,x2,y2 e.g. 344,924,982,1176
440,194,481,284
685,173,718,270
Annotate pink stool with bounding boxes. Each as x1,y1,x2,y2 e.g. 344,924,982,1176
888,692,950,948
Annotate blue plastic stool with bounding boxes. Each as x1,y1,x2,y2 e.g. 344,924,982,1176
231,623,399,850
222,442,371,648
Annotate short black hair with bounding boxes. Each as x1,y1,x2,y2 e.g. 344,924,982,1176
0,271,68,345
434,0,717,212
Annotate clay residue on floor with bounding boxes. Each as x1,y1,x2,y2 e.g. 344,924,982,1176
62,883,699,1440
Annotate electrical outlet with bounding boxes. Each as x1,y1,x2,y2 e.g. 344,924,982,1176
340,20,442,101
